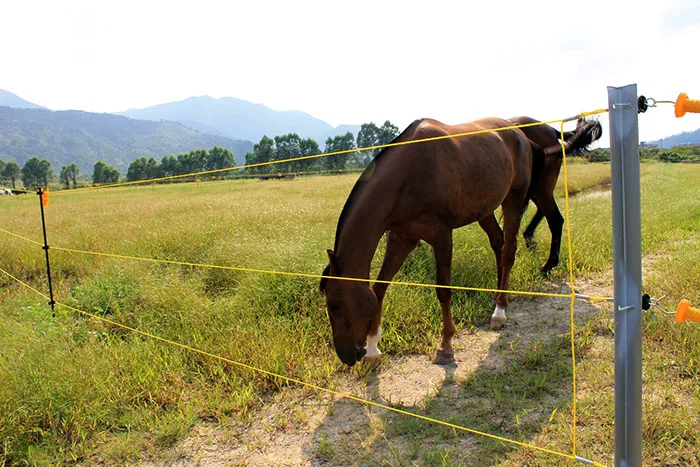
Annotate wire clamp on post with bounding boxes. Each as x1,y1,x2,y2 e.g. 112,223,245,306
641,293,673,314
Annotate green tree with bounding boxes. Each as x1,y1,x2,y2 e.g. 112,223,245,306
207,146,235,172
2,161,20,188
356,122,380,167
274,133,302,172
0,159,5,179
93,160,120,184
21,157,53,189
299,138,321,172
246,136,275,174
38,159,53,186
160,155,180,177
59,163,80,188
177,150,208,176
127,157,148,181
146,157,161,179
377,120,400,147
324,132,355,171
59,165,71,189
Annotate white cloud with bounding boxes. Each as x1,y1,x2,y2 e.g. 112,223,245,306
2,0,700,141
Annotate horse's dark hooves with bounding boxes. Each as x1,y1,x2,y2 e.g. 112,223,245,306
432,349,455,365
361,354,382,369
490,317,507,331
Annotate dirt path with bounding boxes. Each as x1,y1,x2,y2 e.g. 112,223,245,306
141,280,611,466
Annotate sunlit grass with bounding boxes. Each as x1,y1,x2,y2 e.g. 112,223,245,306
2,163,700,464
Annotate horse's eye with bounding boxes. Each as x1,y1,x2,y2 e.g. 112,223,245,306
328,303,340,314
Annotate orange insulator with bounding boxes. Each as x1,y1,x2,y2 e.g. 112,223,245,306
675,93,700,118
676,299,700,323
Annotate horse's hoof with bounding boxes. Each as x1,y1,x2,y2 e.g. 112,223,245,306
362,354,382,368
490,316,507,330
432,349,455,365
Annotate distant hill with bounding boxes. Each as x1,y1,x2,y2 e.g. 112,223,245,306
118,96,361,144
0,106,253,173
647,129,700,149
0,89,46,110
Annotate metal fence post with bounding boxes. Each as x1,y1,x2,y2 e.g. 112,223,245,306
608,84,642,467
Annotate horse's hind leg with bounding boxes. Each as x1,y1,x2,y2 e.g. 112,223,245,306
537,195,564,275
368,231,418,361
427,229,456,365
523,205,544,248
491,195,525,330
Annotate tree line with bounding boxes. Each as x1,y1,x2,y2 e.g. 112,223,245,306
244,121,400,174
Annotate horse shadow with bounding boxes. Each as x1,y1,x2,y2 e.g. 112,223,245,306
304,284,604,466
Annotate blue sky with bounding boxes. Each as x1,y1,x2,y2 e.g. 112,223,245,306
2,0,700,142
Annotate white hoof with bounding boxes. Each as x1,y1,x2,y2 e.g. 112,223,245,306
491,305,507,330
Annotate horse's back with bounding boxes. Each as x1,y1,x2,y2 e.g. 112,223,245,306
379,117,532,229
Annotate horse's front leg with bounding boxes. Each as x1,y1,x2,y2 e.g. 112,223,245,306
429,230,456,365
368,231,417,362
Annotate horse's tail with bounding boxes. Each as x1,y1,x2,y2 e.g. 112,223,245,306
523,139,545,214
545,118,603,158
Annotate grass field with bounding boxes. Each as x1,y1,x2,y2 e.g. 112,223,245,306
1,161,699,465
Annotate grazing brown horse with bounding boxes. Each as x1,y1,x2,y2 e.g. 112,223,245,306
511,117,602,273
320,116,603,367
320,117,539,366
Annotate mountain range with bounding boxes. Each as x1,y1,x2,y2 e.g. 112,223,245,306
118,96,360,144
2,88,700,179
0,91,253,173
647,130,700,149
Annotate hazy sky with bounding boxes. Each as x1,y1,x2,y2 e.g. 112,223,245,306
3,0,700,142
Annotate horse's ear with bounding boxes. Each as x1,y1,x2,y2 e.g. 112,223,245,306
320,250,337,294
326,249,337,275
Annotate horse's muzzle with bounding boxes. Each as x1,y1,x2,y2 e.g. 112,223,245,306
337,342,366,367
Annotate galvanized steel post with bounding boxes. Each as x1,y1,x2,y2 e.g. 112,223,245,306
608,84,643,467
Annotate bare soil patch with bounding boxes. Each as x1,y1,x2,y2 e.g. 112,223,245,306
141,280,611,466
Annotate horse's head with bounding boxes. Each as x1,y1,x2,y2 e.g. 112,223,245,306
320,249,377,366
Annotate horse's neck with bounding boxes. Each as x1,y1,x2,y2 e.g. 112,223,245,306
335,209,386,280
335,180,396,279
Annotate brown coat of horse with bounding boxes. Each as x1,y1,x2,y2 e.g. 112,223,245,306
512,117,602,273
320,117,536,366
320,116,601,367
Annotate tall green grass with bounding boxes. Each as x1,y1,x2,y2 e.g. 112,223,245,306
1,163,700,464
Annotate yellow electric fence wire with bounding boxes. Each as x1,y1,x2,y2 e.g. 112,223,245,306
0,265,606,467
561,121,579,458
51,113,607,195
53,245,580,300
0,227,613,303
0,228,43,247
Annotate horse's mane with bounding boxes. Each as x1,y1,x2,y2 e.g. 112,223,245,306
547,117,603,157
331,119,424,253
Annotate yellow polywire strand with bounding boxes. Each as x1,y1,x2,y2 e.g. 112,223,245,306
51,114,599,195
50,244,573,299
0,226,613,302
0,265,605,467
0,228,43,247
561,121,579,458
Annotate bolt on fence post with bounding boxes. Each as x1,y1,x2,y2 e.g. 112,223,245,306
37,188,56,316
608,84,642,467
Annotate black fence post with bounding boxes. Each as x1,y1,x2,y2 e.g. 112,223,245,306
37,188,56,316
